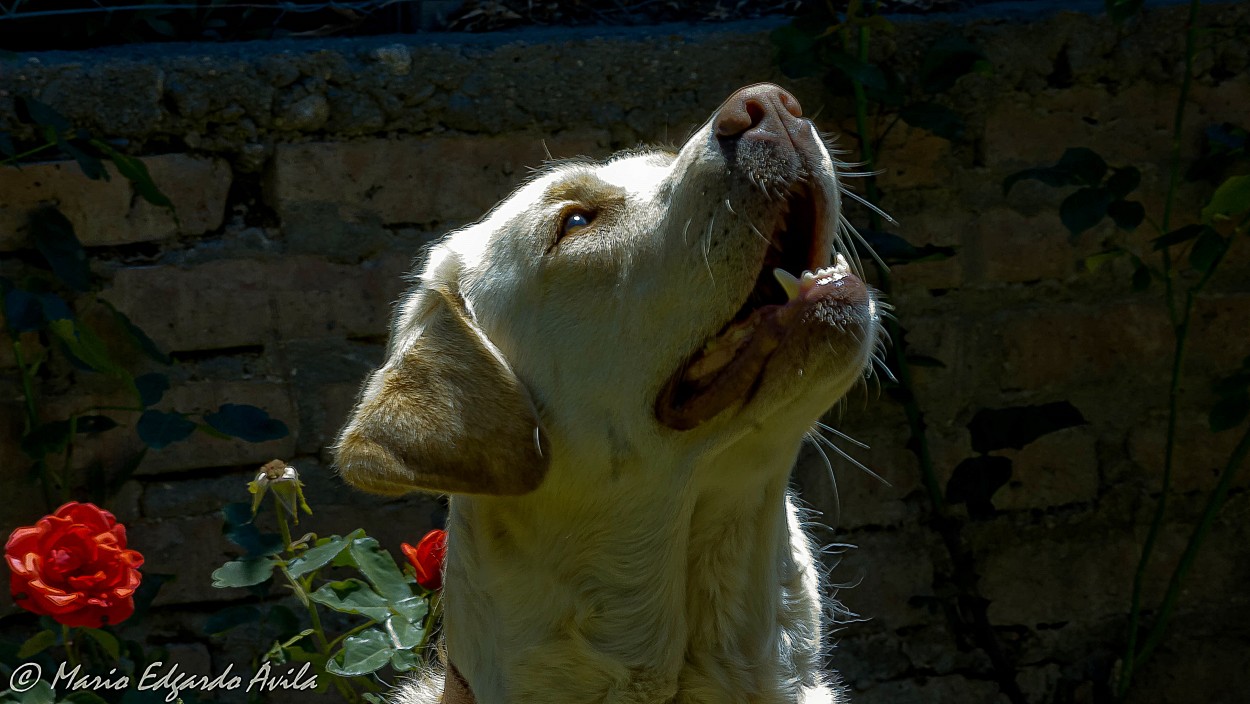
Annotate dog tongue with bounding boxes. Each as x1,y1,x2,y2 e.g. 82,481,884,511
656,302,799,430
655,259,861,431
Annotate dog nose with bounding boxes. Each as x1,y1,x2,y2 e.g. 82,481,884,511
714,84,804,147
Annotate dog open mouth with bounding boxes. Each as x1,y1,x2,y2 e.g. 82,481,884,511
655,184,868,431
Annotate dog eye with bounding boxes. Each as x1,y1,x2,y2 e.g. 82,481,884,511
559,211,594,237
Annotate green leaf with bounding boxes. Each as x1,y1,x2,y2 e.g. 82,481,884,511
128,571,170,625
102,301,170,364
1056,147,1108,186
384,612,424,649
349,536,414,603
1106,0,1144,23
204,404,290,443
59,138,108,181
899,102,965,141
1084,248,1125,272
92,141,173,209
1106,167,1141,198
1152,224,1206,250
2,285,44,333
326,628,394,677
1107,199,1145,230
1209,391,1249,432
1189,229,1226,274
135,373,170,407
825,51,889,93
1059,187,1111,237
1187,123,1248,183
309,578,391,620
918,35,990,94
80,627,120,660
16,679,55,704
21,420,72,458
771,25,823,79
1201,175,1250,224
136,410,197,449
15,96,71,133
211,558,277,588
204,605,262,635
29,207,90,292
223,501,255,527
287,534,352,579
225,523,285,558
48,318,124,376
388,595,429,629
77,415,119,434
17,629,57,658
389,647,422,673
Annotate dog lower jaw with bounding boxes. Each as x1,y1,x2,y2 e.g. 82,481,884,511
655,255,871,432
430,436,840,704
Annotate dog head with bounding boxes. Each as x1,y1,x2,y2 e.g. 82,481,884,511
335,83,881,497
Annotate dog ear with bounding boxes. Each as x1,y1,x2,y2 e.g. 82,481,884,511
334,283,548,496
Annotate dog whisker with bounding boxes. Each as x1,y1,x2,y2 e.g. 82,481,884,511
804,431,841,528
809,428,890,487
813,420,869,450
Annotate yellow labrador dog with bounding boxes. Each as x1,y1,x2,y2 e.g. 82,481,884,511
335,83,881,704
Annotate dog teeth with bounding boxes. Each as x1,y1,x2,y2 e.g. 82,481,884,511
773,268,801,301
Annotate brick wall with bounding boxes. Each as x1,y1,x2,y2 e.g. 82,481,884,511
1,3,1247,702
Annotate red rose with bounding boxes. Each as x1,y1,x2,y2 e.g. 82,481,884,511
5,502,144,628
401,529,447,591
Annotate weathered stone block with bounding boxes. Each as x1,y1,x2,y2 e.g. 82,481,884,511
1127,414,1250,493
968,208,1074,284
267,131,611,228
838,528,938,630
854,674,1008,704
0,155,231,250
994,425,1099,510
101,254,409,352
997,301,1172,391
132,514,238,605
874,121,954,192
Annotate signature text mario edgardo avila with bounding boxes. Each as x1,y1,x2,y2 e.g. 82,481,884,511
52,660,317,702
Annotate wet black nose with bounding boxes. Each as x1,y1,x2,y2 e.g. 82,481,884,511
713,83,805,155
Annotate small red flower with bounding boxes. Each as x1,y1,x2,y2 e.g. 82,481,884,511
5,502,144,628
401,529,447,591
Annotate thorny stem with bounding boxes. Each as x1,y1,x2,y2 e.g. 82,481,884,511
1119,0,1205,696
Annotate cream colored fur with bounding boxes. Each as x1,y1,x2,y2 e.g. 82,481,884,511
336,86,881,704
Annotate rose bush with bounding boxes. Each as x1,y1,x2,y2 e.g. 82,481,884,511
401,529,447,591
5,502,144,628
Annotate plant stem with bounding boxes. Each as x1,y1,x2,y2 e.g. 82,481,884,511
12,339,57,510
61,624,78,668
841,8,1024,704
1135,421,1249,668
1,140,57,165
1119,1,1204,696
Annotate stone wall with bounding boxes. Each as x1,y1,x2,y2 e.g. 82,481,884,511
1,2,1248,702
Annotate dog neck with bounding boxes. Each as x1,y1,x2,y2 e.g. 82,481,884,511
438,426,826,704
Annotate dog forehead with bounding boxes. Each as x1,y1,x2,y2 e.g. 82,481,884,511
596,150,674,193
